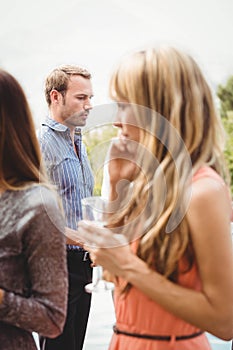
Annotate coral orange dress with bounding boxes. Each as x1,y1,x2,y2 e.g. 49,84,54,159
109,167,230,350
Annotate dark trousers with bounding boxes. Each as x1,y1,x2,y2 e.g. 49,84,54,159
40,250,93,350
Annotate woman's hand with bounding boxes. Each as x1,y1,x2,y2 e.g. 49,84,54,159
107,138,140,200
77,220,133,277
65,227,84,247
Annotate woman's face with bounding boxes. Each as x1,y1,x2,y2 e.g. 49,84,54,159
114,102,140,143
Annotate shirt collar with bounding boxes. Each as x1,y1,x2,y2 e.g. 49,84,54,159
43,117,82,144
42,117,68,132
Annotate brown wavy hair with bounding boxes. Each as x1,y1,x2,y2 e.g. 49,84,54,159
0,69,48,190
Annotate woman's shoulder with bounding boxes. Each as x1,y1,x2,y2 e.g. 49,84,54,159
12,184,59,219
189,166,232,220
21,185,64,233
0,185,64,235
192,166,225,185
24,184,61,212
192,166,228,199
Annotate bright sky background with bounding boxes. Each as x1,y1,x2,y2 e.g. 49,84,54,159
1,0,233,127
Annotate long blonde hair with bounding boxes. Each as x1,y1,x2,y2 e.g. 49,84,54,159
109,47,228,280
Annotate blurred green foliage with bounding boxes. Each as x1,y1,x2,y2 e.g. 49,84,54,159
217,76,233,195
222,112,233,196
83,124,118,195
217,76,233,118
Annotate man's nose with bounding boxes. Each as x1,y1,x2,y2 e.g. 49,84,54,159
84,99,92,111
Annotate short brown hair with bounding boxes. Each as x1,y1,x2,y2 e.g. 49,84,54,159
45,65,91,106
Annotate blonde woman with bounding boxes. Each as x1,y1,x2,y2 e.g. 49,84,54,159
0,69,68,349
77,47,233,349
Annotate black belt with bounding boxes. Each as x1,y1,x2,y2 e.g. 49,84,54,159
113,325,203,341
67,249,90,261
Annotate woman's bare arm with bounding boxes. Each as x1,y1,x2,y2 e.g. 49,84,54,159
77,177,233,340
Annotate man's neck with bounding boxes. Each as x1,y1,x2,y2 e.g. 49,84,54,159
49,113,76,143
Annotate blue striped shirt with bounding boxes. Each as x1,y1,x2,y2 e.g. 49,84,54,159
38,117,94,250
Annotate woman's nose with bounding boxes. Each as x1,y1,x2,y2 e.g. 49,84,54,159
113,121,122,128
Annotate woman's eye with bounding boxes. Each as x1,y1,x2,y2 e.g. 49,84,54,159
117,102,126,110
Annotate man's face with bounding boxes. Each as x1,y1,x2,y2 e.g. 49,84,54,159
56,75,93,128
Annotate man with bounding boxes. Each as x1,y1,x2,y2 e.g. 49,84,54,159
38,65,94,350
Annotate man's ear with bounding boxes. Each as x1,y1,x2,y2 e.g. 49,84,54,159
50,89,61,104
